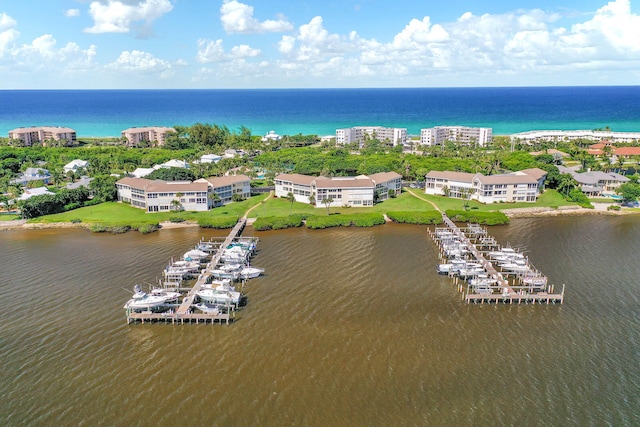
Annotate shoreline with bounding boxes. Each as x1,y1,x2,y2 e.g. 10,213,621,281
1,205,638,231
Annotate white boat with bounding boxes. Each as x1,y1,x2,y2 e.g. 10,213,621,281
210,269,240,280
124,285,181,311
240,266,264,279
183,249,209,261
195,287,242,306
194,302,220,315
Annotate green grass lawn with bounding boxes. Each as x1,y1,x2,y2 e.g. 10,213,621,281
406,188,576,212
31,193,271,226
0,214,21,221
251,191,436,218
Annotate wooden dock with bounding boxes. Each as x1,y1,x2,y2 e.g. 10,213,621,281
126,218,248,324
430,214,566,305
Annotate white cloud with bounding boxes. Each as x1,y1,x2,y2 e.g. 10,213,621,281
7,34,97,71
84,0,173,34
196,38,261,63
0,13,19,58
230,44,260,58
107,50,171,72
65,9,80,18
220,0,292,34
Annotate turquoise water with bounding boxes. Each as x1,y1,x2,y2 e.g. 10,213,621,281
1,87,639,137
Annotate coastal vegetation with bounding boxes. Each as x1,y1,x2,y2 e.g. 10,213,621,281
445,210,510,225
387,211,443,225
4,121,640,230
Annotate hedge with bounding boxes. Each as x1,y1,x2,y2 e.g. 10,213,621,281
387,211,443,225
198,216,239,229
253,215,305,231
445,210,510,225
305,213,385,229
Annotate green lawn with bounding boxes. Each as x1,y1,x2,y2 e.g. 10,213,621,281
0,214,21,221
406,188,576,212
251,191,436,218
31,193,271,226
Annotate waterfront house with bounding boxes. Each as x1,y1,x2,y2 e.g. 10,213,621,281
336,126,407,147
63,159,89,174
261,131,281,142
11,168,51,186
420,126,492,147
425,168,547,203
274,172,402,207
557,166,629,196
8,126,77,146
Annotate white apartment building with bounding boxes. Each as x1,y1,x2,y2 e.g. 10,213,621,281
425,168,547,203
420,126,492,146
336,126,407,146
121,126,176,147
116,174,251,212
8,126,77,146
510,130,640,144
274,172,402,208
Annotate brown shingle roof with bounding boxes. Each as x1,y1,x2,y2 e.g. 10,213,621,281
116,177,154,189
426,171,476,183
614,147,640,156
476,174,537,185
314,177,374,188
518,168,548,180
275,173,317,186
146,181,209,193
204,174,250,188
369,171,402,184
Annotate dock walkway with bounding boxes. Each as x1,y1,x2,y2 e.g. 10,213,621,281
127,218,247,324
432,214,565,305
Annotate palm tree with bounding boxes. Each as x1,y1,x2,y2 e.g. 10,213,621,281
557,174,577,197
286,192,295,213
321,197,333,215
308,192,315,205
208,192,221,208
172,192,184,211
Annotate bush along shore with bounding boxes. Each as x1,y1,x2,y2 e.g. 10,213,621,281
445,210,510,225
387,211,443,225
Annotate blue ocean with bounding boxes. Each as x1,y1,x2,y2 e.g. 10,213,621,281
1,86,639,137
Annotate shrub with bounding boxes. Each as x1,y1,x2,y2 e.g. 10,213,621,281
198,216,239,229
253,215,304,231
137,223,160,234
169,216,185,223
305,213,385,229
446,210,510,225
70,218,82,224
387,211,443,225
89,224,108,233
608,205,621,211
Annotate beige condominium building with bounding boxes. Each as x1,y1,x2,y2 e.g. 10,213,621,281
425,168,547,203
8,126,77,146
116,175,250,212
121,126,176,147
274,172,402,207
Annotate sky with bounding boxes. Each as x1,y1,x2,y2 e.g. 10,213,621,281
0,0,639,89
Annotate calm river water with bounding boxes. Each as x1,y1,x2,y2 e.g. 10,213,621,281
1,217,640,426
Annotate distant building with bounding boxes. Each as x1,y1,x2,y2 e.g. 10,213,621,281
8,126,77,146
420,126,492,146
425,168,547,203
17,186,55,201
195,175,251,205
336,126,407,147
11,168,51,186
66,176,94,191
261,130,281,142
121,126,175,147
274,172,402,208
157,159,189,169
198,154,222,164
511,130,640,144
63,159,89,174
